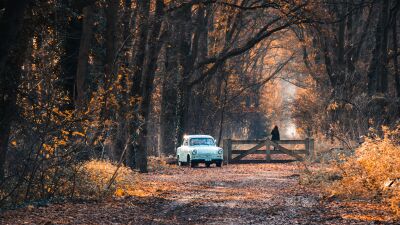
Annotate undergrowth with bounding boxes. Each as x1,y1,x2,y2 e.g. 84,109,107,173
75,160,138,199
302,125,400,216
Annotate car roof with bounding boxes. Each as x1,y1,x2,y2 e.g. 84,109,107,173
184,135,214,139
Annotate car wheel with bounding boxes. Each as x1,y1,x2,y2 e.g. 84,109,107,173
187,155,192,167
216,161,222,167
205,162,211,167
188,156,197,168
177,156,183,166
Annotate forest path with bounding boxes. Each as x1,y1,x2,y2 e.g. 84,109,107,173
1,163,397,224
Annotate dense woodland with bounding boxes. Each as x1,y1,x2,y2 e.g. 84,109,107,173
0,0,399,207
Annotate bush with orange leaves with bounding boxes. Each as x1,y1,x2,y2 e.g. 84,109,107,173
330,125,400,216
75,160,137,200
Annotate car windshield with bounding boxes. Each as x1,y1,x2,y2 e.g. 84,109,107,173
190,138,215,146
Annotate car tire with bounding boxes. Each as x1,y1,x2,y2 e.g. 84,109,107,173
177,156,183,166
188,157,197,168
216,161,222,167
187,155,195,168
205,162,211,167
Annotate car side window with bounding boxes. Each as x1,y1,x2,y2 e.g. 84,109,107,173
183,139,188,146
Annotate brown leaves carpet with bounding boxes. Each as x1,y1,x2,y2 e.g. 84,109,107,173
1,163,398,224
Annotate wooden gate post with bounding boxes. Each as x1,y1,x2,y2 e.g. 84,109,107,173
309,138,314,160
228,139,232,163
265,140,271,162
223,139,228,164
223,139,232,165
305,138,315,161
305,138,310,158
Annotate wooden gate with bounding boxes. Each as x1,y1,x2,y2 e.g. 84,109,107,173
222,138,314,164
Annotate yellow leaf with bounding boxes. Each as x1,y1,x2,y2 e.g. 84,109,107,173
115,188,124,197
72,131,85,137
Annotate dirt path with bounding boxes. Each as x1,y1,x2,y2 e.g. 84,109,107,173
1,163,398,224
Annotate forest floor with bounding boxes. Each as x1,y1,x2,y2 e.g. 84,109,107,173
1,163,399,225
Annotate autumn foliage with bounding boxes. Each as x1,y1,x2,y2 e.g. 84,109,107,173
325,125,400,216
75,160,137,199
0,1,400,219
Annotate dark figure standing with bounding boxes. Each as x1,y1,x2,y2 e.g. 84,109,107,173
271,125,280,141
271,126,280,150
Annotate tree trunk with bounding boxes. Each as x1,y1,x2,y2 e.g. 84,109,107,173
75,5,94,109
173,5,201,147
126,0,150,169
130,0,150,97
175,83,190,148
392,6,400,98
135,0,165,173
0,0,29,73
160,26,178,156
118,0,134,167
122,0,134,66
0,0,30,180
217,77,228,146
368,0,390,96
103,0,121,162
104,0,119,78
390,1,400,125
60,0,82,109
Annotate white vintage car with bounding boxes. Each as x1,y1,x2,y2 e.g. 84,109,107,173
177,135,223,167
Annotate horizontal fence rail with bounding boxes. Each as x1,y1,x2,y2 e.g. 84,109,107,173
230,140,307,145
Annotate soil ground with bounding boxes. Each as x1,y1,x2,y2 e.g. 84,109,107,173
1,163,398,224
